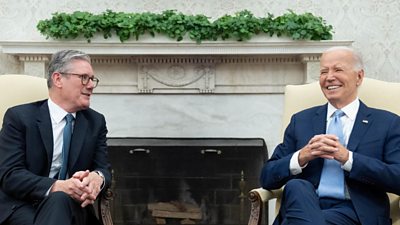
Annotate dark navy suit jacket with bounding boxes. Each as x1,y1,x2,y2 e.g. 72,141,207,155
261,101,400,225
0,99,112,224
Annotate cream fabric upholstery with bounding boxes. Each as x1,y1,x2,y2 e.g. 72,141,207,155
0,74,48,127
248,77,400,225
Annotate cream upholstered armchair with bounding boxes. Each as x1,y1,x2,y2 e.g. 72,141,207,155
248,78,400,225
0,74,114,225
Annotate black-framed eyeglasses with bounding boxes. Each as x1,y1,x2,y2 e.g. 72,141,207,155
60,72,100,88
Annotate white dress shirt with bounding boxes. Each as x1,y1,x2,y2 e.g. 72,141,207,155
47,98,76,179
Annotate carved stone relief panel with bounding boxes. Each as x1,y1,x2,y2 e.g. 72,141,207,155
138,57,216,94
94,55,308,94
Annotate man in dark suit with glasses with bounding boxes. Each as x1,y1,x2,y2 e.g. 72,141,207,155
0,50,111,225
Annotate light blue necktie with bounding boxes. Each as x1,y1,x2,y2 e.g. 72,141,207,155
318,109,346,199
59,114,74,180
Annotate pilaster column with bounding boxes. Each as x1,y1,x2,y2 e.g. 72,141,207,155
19,55,49,78
300,54,321,83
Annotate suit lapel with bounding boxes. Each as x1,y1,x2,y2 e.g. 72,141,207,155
347,101,372,152
69,111,88,173
312,104,328,135
312,104,328,175
37,100,53,169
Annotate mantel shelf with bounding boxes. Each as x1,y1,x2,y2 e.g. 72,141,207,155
0,39,353,94
0,40,352,56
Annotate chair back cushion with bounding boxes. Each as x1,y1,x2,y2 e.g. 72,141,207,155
0,74,48,127
282,77,400,135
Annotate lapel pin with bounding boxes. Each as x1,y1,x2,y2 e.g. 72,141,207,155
362,120,368,124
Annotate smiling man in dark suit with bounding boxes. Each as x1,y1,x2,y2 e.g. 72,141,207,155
261,46,400,225
0,50,111,225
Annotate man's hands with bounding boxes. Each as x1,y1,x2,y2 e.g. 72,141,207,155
298,134,349,167
50,170,104,207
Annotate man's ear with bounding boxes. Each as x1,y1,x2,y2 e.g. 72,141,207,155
52,72,63,88
356,69,364,86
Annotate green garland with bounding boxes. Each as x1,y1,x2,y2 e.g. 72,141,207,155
37,9,334,43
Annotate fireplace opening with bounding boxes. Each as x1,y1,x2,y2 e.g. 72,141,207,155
107,138,267,225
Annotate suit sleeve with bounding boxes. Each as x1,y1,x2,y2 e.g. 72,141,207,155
260,109,324,190
0,108,54,201
260,114,299,190
91,114,112,191
349,114,400,195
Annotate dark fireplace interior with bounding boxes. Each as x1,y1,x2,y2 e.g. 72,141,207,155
107,137,267,225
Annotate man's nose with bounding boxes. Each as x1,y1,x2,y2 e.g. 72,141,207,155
326,71,336,80
86,79,95,88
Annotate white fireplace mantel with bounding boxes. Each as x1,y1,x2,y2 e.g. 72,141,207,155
0,39,352,94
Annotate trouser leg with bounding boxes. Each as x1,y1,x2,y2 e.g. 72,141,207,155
33,191,88,225
320,198,360,225
274,179,360,225
274,179,325,225
4,204,35,225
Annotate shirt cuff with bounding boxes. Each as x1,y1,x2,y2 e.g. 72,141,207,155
290,150,307,175
341,151,353,172
94,170,106,190
45,186,51,196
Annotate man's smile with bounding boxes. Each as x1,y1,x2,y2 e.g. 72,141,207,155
327,85,341,90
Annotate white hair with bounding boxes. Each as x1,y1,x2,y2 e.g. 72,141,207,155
323,46,364,71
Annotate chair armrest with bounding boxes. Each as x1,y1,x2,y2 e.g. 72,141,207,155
249,188,282,203
248,188,282,225
389,193,400,225
97,187,114,225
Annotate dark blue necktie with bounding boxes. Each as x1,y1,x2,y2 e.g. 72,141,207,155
318,109,346,199
59,114,74,180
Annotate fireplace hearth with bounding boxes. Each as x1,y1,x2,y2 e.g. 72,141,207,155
107,138,267,225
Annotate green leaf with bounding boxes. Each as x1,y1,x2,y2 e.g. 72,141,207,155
36,9,334,42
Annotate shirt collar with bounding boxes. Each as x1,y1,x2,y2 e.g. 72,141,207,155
327,97,360,121
48,98,76,124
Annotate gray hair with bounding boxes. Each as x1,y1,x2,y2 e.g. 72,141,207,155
323,46,364,71
47,50,91,88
